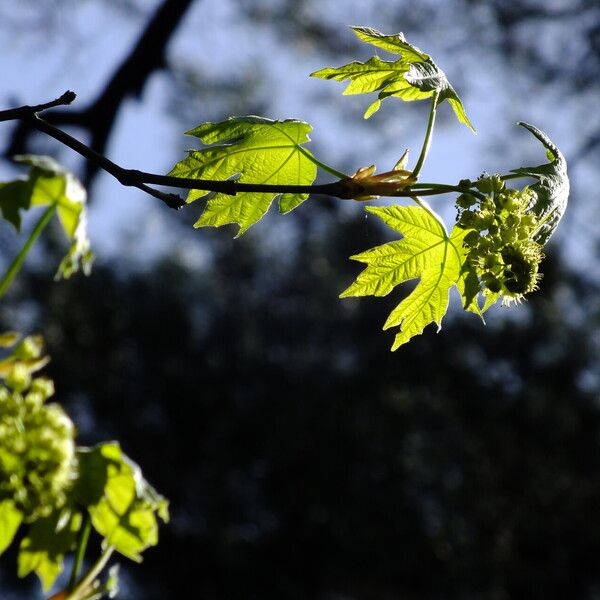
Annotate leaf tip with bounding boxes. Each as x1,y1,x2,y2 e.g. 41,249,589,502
363,205,381,216
363,99,381,119
389,334,406,352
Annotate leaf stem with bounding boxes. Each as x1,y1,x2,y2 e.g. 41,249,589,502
297,147,349,179
411,91,439,180
67,514,92,592
410,182,487,201
66,545,114,600
0,204,56,298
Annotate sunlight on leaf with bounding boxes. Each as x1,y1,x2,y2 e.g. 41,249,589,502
0,155,94,280
0,499,23,556
169,117,318,235
511,122,569,244
311,26,474,130
17,509,81,592
341,205,468,350
76,443,169,562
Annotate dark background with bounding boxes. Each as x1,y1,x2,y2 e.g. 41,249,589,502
2,1,600,599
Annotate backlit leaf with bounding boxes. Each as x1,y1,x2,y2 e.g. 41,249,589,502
341,205,468,350
17,509,81,592
76,443,169,562
311,26,474,130
0,156,94,279
0,498,23,555
168,117,318,236
511,123,569,244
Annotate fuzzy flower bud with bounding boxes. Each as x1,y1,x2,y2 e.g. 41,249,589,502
456,176,544,302
0,382,76,521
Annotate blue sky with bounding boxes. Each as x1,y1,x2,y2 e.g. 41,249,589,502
0,0,593,277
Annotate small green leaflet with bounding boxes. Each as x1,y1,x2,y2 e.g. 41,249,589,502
0,155,94,279
169,117,318,236
75,442,169,562
311,26,474,130
511,122,569,245
341,205,468,350
456,266,501,316
17,509,81,591
0,498,23,556
0,180,32,230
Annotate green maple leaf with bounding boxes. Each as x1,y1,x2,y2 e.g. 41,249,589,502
311,26,474,129
341,204,468,350
168,117,318,236
511,122,569,244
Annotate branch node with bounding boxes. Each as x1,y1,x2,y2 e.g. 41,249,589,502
164,194,186,210
60,90,77,106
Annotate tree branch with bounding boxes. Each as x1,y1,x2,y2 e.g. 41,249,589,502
0,92,474,209
4,0,196,186
0,91,77,122
0,93,184,209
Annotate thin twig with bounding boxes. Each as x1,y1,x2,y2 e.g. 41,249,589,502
67,514,92,592
0,90,76,122
412,91,439,179
0,92,471,209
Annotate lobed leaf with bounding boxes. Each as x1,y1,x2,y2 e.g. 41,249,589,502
311,26,474,129
341,205,468,349
76,443,169,562
169,117,318,236
511,122,569,244
352,26,429,61
17,509,81,591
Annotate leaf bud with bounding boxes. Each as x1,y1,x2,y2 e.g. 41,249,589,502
456,193,477,209
5,363,31,392
0,383,76,520
29,377,55,401
14,336,44,361
463,230,480,248
475,174,504,194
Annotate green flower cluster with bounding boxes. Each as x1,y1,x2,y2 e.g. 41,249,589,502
456,175,544,302
0,336,76,521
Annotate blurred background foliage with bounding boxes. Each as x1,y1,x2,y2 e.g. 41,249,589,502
2,1,600,599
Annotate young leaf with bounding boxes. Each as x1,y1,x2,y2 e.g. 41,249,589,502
168,117,318,236
0,180,33,231
343,163,417,200
0,156,94,280
17,156,94,279
75,443,169,562
17,509,81,591
311,26,474,130
0,498,23,556
511,123,569,244
341,205,468,350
